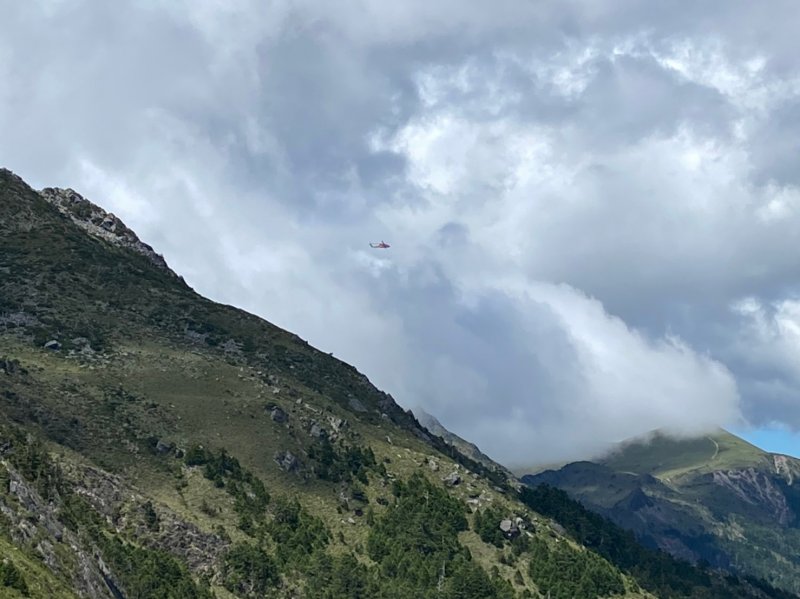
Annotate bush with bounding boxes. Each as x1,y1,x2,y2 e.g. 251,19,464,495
0,560,29,596
223,542,279,597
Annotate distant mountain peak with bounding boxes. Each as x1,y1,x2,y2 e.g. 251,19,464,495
413,408,514,479
523,428,800,594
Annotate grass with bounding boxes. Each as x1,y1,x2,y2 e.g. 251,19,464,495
600,429,767,480
0,536,79,599
2,167,773,599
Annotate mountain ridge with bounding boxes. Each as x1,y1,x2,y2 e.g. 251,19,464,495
1,166,795,598
523,428,800,594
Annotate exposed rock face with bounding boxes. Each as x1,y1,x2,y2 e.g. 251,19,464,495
39,187,178,277
773,454,797,485
711,468,792,525
414,408,513,478
1,463,118,599
274,450,300,473
347,396,367,413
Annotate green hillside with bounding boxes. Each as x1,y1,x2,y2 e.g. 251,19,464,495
524,429,800,594
601,429,767,479
0,167,794,598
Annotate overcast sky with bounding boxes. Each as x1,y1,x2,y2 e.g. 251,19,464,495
3,0,800,467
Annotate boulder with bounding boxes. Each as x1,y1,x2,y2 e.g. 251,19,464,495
328,416,347,433
44,340,61,351
274,450,300,473
499,519,520,539
348,396,367,413
443,471,461,486
0,359,19,375
270,407,288,423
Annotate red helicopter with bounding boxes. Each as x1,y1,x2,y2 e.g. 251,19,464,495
369,241,391,249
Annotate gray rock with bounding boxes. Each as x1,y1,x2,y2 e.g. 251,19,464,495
500,519,520,538
39,187,179,277
328,416,347,433
348,396,367,412
443,471,461,486
309,422,324,438
0,359,19,375
270,407,288,423
274,450,300,473
43,340,61,350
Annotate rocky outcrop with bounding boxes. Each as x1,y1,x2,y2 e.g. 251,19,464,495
443,471,461,486
711,468,793,525
270,406,288,423
773,454,799,485
274,450,300,473
1,462,116,599
414,408,513,478
39,187,178,277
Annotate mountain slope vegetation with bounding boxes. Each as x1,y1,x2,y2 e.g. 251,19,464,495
0,167,794,598
523,429,800,594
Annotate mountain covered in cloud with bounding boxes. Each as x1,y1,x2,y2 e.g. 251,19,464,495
3,1,800,468
4,167,798,599
523,429,800,594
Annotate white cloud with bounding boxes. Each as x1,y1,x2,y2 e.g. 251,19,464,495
396,280,742,466
3,0,800,466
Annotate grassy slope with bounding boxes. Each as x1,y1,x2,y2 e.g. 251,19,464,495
600,430,767,480
0,536,79,599
524,429,800,595
0,168,662,598
3,167,793,599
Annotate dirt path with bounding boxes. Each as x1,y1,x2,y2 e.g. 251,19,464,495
709,437,720,461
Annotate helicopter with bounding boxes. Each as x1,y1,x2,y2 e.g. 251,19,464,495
369,241,391,249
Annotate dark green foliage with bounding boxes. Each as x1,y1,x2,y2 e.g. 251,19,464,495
306,553,372,599
58,493,105,538
0,560,29,596
366,473,513,599
183,445,208,467
473,506,506,547
223,542,279,597
2,429,65,501
0,422,209,598
183,446,270,526
267,497,330,567
99,536,213,599
527,536,625,599
143,501,159,531
307,437,378,483
520,484,796,599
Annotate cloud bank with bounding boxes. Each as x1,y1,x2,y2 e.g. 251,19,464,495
2,0,799,465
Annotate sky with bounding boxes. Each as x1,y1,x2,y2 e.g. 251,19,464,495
2,0,800,467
